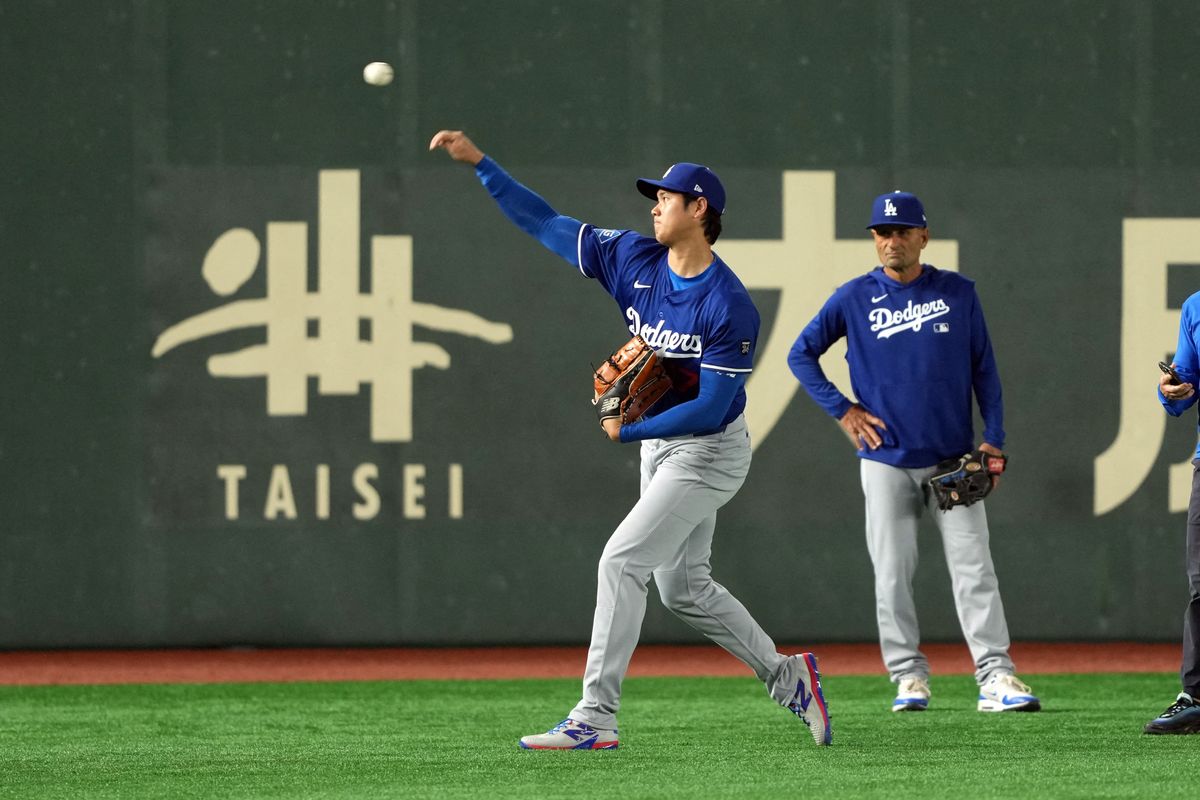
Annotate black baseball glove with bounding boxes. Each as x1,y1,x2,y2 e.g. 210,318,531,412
928,449,1007,511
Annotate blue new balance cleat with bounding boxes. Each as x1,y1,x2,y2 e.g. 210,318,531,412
1143,693,1200,735
784,652,832,745
518,718,618,750
977,673,1041,712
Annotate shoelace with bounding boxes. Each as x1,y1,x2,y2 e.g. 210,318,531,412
996,675,1032,694
1159,695,1196,719
899,679,928,695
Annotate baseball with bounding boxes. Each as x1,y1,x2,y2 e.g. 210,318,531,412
363,61,394,86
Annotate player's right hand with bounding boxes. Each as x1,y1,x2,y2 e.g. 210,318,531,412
428,130,485,165
1160,368,1195,401
838,404,887,451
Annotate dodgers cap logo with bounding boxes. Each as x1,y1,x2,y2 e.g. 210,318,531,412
636,162,727,214
867,190,927,229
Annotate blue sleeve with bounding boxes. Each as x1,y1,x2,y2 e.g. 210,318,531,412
969,290,1005,448
619,369,744,442
475,156,583,265
1162,297,1200,416
700,295,758,374
788,293,853,419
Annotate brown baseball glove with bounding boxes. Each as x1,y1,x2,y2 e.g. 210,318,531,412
592,335,672,425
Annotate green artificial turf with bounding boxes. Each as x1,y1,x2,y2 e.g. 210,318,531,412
0,674,1191,799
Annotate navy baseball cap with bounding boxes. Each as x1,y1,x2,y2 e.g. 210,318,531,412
867,190,927,229
636,163,726,214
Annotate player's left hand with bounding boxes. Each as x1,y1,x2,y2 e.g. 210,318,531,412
601,417,621,441
978,442,1004,490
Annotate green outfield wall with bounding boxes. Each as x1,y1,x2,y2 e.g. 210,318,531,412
3,0,1199,648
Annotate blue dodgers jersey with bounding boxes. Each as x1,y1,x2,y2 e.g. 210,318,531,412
576,226,759,425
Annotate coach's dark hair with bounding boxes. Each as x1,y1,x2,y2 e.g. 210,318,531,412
683,194,723,244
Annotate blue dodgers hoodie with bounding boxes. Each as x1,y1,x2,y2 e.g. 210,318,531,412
788,265,1004,468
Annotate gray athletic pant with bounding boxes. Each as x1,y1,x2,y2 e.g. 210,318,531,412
861,458,1015,686
570,415,788,730
1182,459,1200,697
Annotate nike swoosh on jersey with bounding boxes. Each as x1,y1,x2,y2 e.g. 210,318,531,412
634,281,652,289
871,293,888,303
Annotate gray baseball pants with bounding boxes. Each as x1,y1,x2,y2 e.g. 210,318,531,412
570,415,789,730
861,458,1015,686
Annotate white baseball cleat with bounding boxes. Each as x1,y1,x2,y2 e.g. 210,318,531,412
518,718,618,750
977,673,1041,712
777,652,832,745
892,676,931,712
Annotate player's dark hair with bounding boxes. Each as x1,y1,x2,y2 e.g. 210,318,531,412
683,194,722,244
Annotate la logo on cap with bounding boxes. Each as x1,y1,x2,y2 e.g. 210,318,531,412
866,189,926,229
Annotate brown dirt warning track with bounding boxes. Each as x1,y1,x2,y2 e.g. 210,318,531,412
0,642,1180,686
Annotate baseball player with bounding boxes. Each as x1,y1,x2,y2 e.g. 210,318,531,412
1145,322,1200,734
429,130,831,749
788,190,1040,713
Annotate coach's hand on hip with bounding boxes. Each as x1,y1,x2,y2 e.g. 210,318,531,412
428,130,485,165
839,404,886,451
